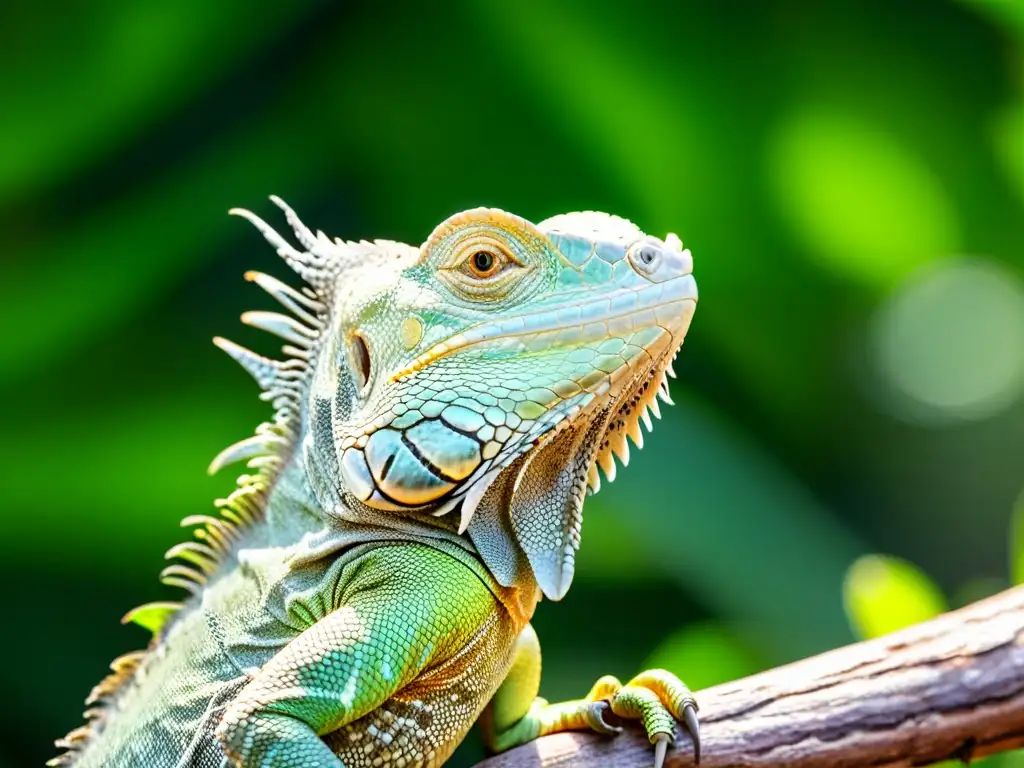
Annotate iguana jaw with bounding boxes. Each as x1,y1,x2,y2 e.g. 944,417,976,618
390,276,698,384
460,277,696,601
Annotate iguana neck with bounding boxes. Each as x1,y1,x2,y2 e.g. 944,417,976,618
257,441,542,624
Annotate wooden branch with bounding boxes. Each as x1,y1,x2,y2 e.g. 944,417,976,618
477,585,1024,767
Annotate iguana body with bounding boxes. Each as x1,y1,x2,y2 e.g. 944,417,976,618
53,201,699,768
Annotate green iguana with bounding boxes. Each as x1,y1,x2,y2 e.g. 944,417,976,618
52,199,700,768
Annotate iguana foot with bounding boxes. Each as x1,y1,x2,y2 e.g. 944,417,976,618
583,669,700,767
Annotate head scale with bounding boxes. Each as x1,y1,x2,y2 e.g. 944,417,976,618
222,199,697,601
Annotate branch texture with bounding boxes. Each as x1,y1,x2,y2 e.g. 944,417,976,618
478,586,1024,767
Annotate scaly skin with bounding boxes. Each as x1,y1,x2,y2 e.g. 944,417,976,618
217,544,520,767
54,201,699,767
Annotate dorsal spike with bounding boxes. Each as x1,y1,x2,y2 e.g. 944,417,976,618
85,651,146,705
164,541,218,571
213,337,281,390
243,270,325,327
208,433,285,475
55,726,91,748
240,311,316,348
269,195,319,252
215,486,262,525
159,564,207,587
229,206,305,264
230,201,344,296
112,650,146,673
181,515,236,551
159,576,202,597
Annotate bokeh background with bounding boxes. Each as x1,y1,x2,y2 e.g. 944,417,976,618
2,1,1023,766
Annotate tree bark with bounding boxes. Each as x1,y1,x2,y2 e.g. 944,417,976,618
477,585,1024,767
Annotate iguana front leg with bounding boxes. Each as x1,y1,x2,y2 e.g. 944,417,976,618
215,545,518,767
483,624,700,768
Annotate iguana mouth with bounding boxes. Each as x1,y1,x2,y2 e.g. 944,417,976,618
390,275,698,383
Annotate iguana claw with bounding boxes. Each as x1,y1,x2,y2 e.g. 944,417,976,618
682,702,701,764
585,700,623,735
653,732,672,768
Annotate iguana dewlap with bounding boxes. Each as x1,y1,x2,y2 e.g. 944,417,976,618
53,200,699,768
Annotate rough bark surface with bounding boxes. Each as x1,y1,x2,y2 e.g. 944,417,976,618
477,586,1024,767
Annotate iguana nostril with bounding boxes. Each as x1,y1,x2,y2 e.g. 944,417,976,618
628,241,663,275
626,237,693,283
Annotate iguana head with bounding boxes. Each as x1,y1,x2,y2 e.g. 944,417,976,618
225,199,696,599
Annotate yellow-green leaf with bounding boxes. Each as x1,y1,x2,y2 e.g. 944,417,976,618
122,601,181,636
843,555,947,640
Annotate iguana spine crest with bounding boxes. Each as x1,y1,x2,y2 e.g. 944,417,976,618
50,198,335,767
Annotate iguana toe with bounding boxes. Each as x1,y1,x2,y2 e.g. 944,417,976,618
603,669,700,765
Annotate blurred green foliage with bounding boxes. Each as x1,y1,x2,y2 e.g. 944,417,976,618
1013,494,1024,586
1,1,1022,766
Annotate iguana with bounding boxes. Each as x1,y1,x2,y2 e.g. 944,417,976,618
52,199,700,768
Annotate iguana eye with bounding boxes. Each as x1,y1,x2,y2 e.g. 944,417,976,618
469,250,498,277
439,234,527,300
455,243,516,281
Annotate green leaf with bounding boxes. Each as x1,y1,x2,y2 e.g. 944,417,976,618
843,555,947,640
122,601,181,636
